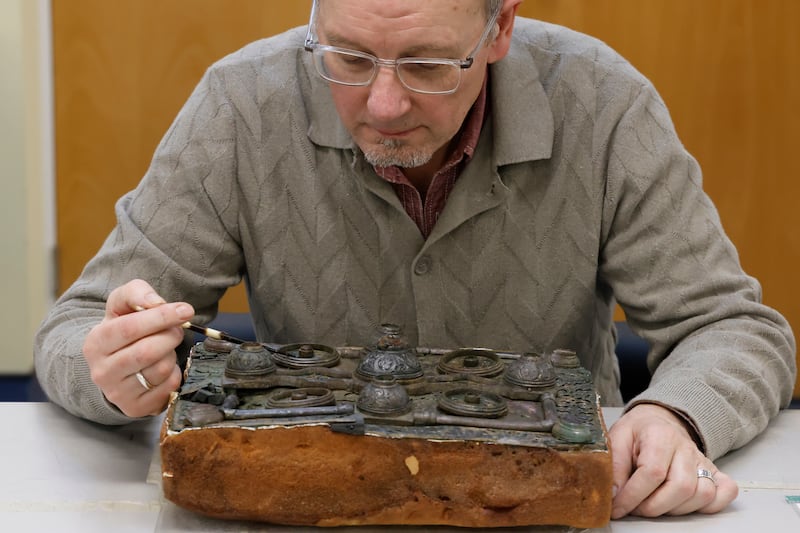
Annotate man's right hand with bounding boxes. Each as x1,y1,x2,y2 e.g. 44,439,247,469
82,279,194,418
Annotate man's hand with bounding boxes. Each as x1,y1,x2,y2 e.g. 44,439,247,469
608,403,739,518
83,279,194,418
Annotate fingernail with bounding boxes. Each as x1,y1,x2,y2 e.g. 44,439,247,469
145,292,166,306
175,304,194,320
612,484,618,499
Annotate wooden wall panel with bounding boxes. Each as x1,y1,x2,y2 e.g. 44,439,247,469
52,0,310,310
53,1,799,395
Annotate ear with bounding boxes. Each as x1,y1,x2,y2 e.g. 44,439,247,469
487,0,523,64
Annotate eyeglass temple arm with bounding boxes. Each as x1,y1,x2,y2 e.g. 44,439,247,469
304,0,319,50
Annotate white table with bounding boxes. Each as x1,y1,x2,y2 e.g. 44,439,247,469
1,403,798,532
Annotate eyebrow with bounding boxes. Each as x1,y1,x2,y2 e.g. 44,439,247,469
322,31,463,59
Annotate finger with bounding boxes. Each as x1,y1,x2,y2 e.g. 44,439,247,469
105,279,165,319
665,470,718,516
112,325,185,378
87,302,195,358
133,347,184,391
631,448,703,517
665,467,735,516
695,470,739,514
117,363,182,418
128,302,195,345
611,428,675,518
87,325,184,391
130,363,181,402
607,423,636,514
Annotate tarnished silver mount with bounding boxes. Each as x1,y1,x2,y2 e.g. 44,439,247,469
173,325,604,447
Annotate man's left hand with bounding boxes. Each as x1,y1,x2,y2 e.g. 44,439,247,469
608,403,739,518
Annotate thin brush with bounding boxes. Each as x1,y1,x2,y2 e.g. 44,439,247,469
133,305,248,344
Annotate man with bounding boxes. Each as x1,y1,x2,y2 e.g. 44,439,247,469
35,0,795,521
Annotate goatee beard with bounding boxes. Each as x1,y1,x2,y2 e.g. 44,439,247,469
363,138,432,169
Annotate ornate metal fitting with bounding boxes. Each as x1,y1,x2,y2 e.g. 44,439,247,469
375,323,406,350
357,375,411,416
503,352,557,389
267,387,336,408
552,413,595,443
224,342,277,378
437,348,504,377
551,348,580,368
438,388,509,418
356,324,423,381
273,343,340,368
203,336,236,354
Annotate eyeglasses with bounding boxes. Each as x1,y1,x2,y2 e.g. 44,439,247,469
303,1,501,95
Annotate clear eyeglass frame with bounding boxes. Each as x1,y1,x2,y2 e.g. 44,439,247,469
303,1,501,95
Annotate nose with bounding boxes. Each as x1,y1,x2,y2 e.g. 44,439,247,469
366,65,412,122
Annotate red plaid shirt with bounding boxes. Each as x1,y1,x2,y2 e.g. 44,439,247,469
374,76,488,238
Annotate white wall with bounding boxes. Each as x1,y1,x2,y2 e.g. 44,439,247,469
0,0,55,373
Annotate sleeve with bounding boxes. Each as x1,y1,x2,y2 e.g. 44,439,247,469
598,81,796,460
33,67,247,425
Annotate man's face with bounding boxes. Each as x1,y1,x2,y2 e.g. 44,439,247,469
315,0,495,173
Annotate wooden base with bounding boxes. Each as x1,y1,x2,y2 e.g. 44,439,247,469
160,406,613,528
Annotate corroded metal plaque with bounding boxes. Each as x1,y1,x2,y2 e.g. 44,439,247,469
169,324,606,448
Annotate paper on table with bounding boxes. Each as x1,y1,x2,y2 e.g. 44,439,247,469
787,495,800,518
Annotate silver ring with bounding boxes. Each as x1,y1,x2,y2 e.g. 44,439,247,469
697,468,717,486
135,371,154,391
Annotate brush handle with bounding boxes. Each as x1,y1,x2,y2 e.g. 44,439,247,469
181,322,246,344
182,322,218,338
132,305,246,344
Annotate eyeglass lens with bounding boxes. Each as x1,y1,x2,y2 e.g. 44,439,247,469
314,48,462,94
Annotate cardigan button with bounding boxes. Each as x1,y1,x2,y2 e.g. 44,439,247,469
414,255,432,275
